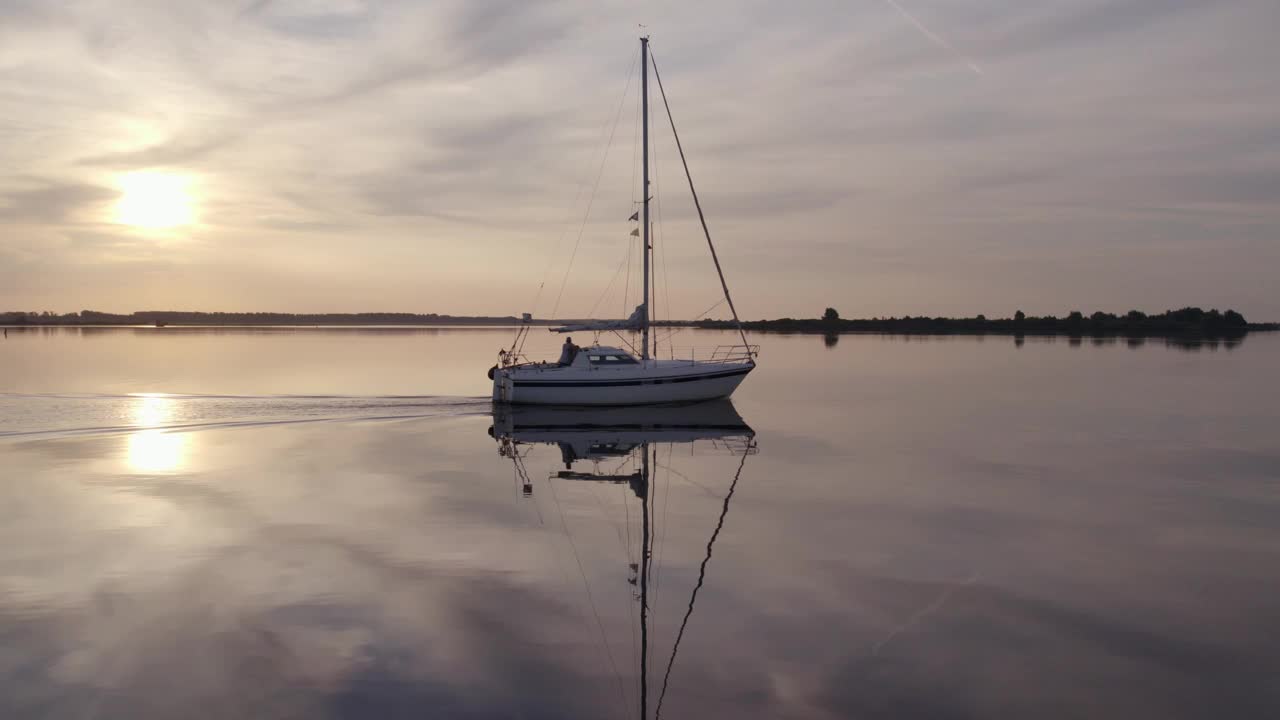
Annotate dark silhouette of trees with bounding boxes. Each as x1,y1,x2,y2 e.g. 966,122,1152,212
5,305,1276,341
1,310,527,326
684,306,1274,339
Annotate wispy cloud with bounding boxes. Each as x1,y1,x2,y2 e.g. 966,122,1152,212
1,0,1278,317
0,179,115,224
882,0,983,75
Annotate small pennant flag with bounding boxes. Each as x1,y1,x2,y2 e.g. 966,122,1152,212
629,228,640,236
628,211,639,221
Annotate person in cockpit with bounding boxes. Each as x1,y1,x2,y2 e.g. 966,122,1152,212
558,337,580,366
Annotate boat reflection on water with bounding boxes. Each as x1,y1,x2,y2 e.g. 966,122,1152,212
491,399,756,477
489,400,756,719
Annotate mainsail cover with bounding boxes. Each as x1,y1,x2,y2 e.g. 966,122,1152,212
553,304,645,333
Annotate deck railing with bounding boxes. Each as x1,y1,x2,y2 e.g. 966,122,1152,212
708,344,759,362
673,345,759,364
499,344,758,368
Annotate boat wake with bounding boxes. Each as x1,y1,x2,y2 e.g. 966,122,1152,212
0,393,491,440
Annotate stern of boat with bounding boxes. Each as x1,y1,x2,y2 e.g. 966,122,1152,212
491,366,513,404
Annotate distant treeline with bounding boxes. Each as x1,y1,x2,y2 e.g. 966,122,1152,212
0,310,535,326
4,307,1276,338
678,307,1278,338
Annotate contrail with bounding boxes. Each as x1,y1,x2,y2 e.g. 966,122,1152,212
883,0,984,75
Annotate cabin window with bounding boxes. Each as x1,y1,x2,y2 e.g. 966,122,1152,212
589,354,638,365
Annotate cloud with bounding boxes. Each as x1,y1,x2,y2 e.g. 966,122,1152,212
77,132,243,169
0,180,115,224
1,0,1279,317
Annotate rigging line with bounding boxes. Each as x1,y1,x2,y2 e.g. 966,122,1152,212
647,83,658,360
550,55,638,323
509,455,529,516
649,327,682,346
650,448,666,598
646,443,660,691
628,66,641,324
619,469,639,720
608,329,641,357
657,444,674,581
623,479,633,569
513,453,545,525
512,323,530,358
655,460,718,498
607,454,634,477
531,472,598,697
528,490,545,525
655,449,750,719
650,85,672,356
589,482,630,558
629,579,640,720
650,298,725,346
650,327,687,346
619,458,640,713
587,245,632,319
534,51,638,319
622,213,634,319
648,447,662,638
651,445,674,635
657,172,673,357
649,50,753,355
546,474,632,719
631,68,642,209
692,297,726,320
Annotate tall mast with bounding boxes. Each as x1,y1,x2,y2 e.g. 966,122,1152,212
640,36,651,361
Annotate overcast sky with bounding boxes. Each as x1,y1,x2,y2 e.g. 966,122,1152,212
2,0,1278,320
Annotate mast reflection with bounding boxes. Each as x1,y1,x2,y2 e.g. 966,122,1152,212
490,400,756,719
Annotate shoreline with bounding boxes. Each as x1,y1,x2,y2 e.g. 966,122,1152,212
3,306,1274,340
3,322,1274,340
668,323,1277,338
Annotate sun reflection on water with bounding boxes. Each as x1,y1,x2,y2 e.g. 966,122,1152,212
127,430,190,473
133,394,173,427
125,394,190,473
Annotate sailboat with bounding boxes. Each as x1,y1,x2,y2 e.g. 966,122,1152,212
490,37,757,406
490,401,756,718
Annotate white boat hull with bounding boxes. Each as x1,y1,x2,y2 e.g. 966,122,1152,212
492,360,753,406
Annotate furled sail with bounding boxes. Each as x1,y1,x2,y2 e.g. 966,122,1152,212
552,304,645,333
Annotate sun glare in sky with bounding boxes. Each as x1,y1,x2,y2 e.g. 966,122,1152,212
114,171,196,229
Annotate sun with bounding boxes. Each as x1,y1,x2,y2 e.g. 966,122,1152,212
114,171,196,228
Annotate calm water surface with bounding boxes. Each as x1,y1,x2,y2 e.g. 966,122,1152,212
2,327,1279,718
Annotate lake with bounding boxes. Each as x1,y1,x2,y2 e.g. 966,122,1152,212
2,326,1279,719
